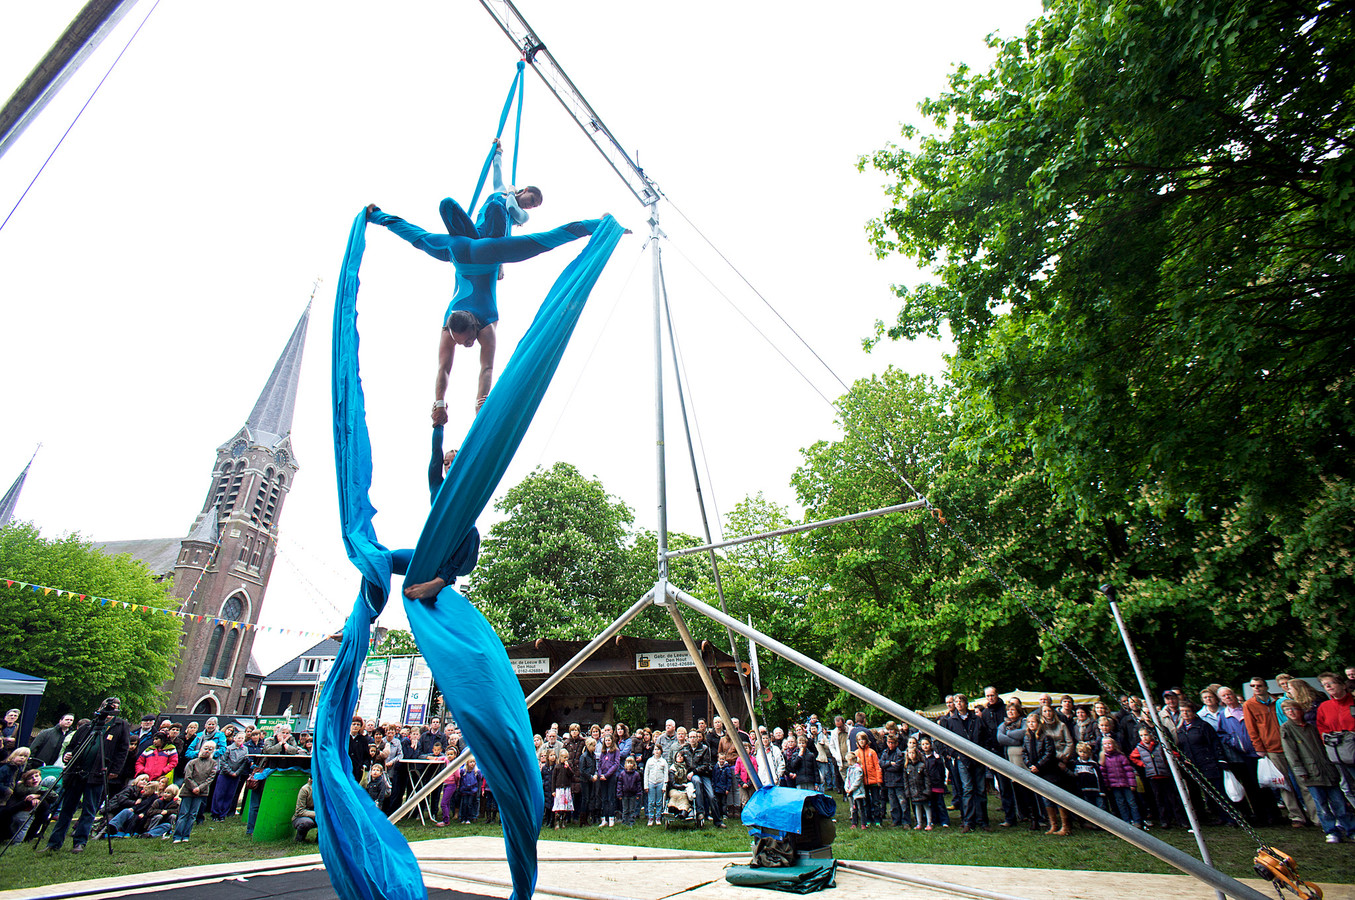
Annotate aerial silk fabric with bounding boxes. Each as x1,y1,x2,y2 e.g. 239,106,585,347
319,204,623,900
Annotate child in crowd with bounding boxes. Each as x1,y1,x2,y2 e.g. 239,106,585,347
364,763,391,806
666,754,695,818
616,755,643,825
173,742,217,844
540,748,555,827
856,734,883,827
1073,741,1108,813
643,743,668,826
4,769,47,844
904,743,932,830
709,751,731,829
455,759,484,823
920,737,949,828
1131,726,1182,828
843,752,866,829
551,748,575,829
1099,737,1144,828
0,748,30,803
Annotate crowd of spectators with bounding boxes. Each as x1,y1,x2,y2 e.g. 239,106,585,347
1,664,1352,852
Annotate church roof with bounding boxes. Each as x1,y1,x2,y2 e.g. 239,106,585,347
94,537,182,578
0,447,37,529
244,302,310,449
185,508,218,545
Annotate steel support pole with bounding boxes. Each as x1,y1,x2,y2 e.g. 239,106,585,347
836,861,1033,900
666,598,763,788
663,500,927,559
650,211,668,587
389,590,656,824
666,585,1272,900
1107,595,1225,900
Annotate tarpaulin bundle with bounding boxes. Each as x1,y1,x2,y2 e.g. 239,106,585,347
319,206,624,900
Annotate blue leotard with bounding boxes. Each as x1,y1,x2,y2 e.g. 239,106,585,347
369,209,597,327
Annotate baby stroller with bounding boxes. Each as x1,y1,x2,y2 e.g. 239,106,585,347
662,759,701,830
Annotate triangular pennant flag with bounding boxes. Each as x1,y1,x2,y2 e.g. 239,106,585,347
4,580,11,588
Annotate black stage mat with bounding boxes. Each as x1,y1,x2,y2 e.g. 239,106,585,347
97,868,492,900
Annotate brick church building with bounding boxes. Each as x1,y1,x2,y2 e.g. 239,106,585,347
97,304,310,717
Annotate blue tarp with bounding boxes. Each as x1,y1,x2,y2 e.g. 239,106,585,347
742,786,837,837
319,206,623,900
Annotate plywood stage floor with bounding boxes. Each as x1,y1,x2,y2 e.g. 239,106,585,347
1,836,1350,900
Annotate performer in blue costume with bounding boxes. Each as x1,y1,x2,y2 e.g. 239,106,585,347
476,138,541,239
400,425,479,600
323,205,625,900
365,203,598,420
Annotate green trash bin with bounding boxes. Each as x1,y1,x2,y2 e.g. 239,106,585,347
252,770,309,842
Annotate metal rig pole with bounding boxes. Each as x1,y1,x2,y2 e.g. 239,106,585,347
650,210,668,587
1103,586,1225,900
666,585,1273,900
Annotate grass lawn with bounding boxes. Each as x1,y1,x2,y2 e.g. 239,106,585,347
4,795,1349,892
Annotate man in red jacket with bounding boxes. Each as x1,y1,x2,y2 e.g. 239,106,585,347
1316,673,1355,809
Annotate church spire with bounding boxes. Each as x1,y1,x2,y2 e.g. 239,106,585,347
245,300,310,447
0,445,38,529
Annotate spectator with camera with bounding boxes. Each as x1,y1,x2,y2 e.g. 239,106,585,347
44,697,130,853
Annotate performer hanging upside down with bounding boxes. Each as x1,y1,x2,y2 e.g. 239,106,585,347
400,423,478,600
365,202,599,422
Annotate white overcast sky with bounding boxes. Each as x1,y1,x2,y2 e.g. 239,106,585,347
0,1,1042,670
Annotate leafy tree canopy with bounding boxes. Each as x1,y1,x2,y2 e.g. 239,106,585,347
0,523,182,722
373,628,419,656
863,0,1353,521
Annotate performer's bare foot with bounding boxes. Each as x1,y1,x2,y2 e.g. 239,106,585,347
403,577,447,600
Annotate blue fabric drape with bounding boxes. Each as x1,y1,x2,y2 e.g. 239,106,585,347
468,61,526,218
319,205,623,900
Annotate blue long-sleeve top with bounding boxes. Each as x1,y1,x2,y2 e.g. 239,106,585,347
368,209,597,328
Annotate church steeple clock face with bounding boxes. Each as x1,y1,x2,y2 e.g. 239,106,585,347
275,449,289,468
231,440,247,457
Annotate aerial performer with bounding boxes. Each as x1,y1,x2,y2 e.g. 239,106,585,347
399,426,477,600
364,198,601,421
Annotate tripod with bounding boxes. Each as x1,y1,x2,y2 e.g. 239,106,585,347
16,703,121,856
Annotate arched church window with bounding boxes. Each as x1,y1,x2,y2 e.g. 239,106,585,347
221,596,244,622
201,625,225,677
251,468,274,523
215,627,240,680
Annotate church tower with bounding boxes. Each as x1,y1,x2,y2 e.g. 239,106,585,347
165,304,310,716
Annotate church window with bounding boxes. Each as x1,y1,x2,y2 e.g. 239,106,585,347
201,625,225,677
215,627,240,680
224,460,247,511
251,468,274,523
221,596,244,621
238,534,253,562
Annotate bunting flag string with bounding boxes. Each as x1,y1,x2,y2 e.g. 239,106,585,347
0,575,334,639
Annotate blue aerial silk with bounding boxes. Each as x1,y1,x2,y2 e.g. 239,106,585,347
319,205,623,900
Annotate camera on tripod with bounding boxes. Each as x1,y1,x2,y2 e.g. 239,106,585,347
91,697,120,722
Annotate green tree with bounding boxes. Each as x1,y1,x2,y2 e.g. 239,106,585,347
702,493,835,726
864,0,1352,518
862,0,1354,664
791,369,1044,707
373,628,419,656
472,462,643,643
0,523,182,721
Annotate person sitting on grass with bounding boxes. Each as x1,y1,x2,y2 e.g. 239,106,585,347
293,776,316,842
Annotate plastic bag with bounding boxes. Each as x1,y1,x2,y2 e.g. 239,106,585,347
1223,769,1244,802
1256,756,1287,791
